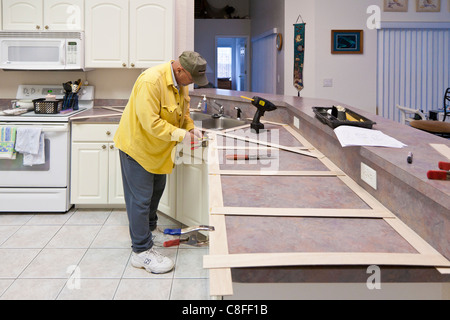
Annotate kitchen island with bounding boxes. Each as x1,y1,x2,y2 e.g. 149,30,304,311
190,89,450,300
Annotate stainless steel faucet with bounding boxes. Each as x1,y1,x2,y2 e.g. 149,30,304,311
212,100,225,117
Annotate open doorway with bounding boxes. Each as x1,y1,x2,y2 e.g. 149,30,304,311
215,36,249,91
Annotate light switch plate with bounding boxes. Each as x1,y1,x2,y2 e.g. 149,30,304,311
361,162,377,190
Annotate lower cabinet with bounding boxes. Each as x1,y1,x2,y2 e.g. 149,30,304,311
71,123,209,226
71,123,124,205
176,162,209,227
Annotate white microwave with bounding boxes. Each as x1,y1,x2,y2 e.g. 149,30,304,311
0,31,85,70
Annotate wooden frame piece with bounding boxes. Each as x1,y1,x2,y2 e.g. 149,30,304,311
205,123,450,297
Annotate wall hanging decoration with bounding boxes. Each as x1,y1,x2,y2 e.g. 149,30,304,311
331,30,364,54
294,15,306,94
416,0,441,12
383,0,409,12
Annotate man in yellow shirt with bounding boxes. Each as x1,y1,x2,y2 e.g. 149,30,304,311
114,51,208,274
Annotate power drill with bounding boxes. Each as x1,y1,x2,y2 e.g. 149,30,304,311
242,96,278,134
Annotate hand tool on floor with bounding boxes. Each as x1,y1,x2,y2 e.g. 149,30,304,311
241,96,277,134
163,225,215,247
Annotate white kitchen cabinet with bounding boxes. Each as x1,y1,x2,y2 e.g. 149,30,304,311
85,0,174,69
176,162,209,227
158,168,177,220
71,123,124,205
2,0,83,31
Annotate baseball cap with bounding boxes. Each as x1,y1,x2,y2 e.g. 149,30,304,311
179,51,209,86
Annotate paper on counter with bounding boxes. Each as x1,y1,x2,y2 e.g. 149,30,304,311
334,126,407,148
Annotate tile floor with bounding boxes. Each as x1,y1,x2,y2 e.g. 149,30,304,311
0,208,210,300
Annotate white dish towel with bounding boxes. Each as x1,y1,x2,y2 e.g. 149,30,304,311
15,127,45,166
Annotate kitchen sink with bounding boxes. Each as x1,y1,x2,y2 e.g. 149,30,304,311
190,112,247,130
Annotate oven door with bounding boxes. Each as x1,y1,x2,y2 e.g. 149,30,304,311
0,123,70,187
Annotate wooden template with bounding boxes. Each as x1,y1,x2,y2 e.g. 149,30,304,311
204,123,450,297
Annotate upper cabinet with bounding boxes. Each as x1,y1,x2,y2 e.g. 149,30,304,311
85,0,174,69
2,0,84,31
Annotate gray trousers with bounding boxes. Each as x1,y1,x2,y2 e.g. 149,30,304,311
119,151,167,253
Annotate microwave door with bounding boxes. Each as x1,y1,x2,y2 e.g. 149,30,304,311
0,39,66,70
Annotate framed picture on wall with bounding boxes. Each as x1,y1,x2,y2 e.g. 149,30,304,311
416,0,441,12
331,30,364,54
383,0,409,12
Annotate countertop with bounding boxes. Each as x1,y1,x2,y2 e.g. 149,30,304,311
189,89,450,295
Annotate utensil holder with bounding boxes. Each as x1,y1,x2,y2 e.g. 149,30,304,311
63,92,79,110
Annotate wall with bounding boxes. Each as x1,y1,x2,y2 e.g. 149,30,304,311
249,0,285,95
284,0,450,114
194,19,251,86
0,0,195,100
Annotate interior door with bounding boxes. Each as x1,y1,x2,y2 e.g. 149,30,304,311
237,38,248,91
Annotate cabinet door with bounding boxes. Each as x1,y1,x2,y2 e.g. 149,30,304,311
44,0,84,31
176,163,208,227
129,0,174,68
2,0,43,30
158,167,177,219
108,144,125,205
71,142,109,204
85,0,129,68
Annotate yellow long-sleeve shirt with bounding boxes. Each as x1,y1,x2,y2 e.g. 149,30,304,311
114,62,195,174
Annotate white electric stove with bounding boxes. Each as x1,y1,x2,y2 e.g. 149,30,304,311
0,85,94,213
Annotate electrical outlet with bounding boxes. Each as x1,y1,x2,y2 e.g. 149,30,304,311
361,162,377,190
323,79,333,87
293,116,300,129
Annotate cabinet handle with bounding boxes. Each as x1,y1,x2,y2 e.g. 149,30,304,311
122,63,127,67
36,25,41,30
102,145,107,150
131,63,135,68
110,145,115,150
45,25,49,30
106,131,111,136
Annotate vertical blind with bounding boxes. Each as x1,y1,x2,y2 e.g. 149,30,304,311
377,23,450,122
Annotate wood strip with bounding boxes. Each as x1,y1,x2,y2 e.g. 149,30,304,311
430,143,450,159
211,207,395,218
202,128,318,158
208,214,233,296
204,252,450,269
210,170,344,177
101,106,124,113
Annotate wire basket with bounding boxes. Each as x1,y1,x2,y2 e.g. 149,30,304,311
33,99,63,114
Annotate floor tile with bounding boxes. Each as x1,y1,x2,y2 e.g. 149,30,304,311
90,225,131,248
0,249,40,278
0,214,33,226
19,248,86,279
57,279,120,300
0,279,66,300
174,248,209,279
114,279,172,300
66,209,111,225
0,226,20,246
1,226,60,248
77,248,130,278
26,211,74,226
171,278,210,300
0,210,210,300
0,280,13,297
46,225,101,248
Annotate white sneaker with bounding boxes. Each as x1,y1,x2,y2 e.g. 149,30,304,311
152,227,176,247
131,248,175,274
